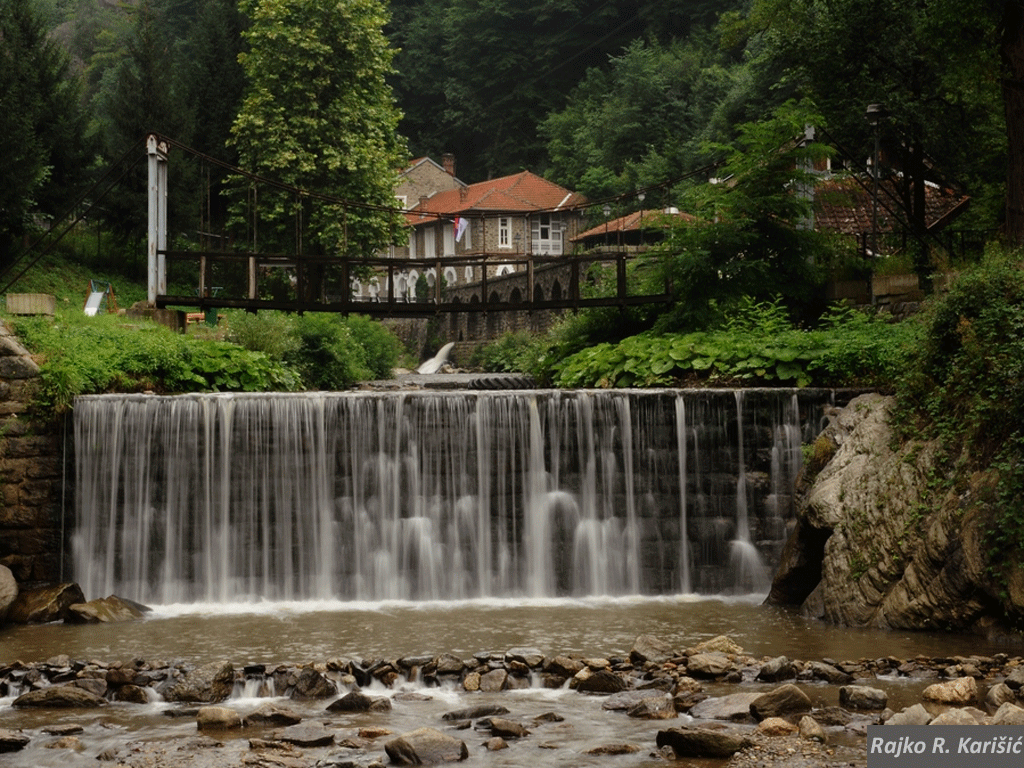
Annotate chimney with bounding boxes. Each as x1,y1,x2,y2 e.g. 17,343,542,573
442,153,456,177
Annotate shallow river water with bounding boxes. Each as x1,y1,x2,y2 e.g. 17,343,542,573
1,595,1017,768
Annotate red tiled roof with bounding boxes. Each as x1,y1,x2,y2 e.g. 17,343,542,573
406,171,586,225
572,209,696,242
814,175,969,235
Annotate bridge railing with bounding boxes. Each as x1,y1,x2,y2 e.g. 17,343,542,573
156,249,673,316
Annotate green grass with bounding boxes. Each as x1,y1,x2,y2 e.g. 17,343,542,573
1,242,406,410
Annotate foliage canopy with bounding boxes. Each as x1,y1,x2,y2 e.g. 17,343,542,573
229,0,407,256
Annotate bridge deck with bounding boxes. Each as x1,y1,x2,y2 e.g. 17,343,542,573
155,249,673,316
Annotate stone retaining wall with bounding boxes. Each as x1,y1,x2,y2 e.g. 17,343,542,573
0,321,66,587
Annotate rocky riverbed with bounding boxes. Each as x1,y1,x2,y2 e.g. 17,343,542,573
5,633,1024,768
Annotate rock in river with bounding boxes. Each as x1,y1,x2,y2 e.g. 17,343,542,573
385,727,469,764
13,686,106,709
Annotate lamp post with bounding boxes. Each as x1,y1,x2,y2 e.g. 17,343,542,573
865,103,887,258
637,190,646,247
602,203,611,248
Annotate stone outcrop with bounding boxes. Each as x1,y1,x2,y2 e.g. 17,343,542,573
768,393,1022,635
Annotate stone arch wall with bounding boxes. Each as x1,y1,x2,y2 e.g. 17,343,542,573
441,261,576,349
0,321,66,589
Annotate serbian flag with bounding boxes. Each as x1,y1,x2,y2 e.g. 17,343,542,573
454,216,468,243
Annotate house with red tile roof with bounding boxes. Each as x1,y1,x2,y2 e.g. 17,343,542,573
812,174,970,254
394,155,465,213
357,158,587,301
572,207,696,250
400,167,587,290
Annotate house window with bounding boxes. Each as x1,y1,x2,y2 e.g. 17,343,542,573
531,214,562,255
395,195,408,211
443,224,455,256
498,217,511,249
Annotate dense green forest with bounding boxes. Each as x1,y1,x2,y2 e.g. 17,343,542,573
3,0,1022,262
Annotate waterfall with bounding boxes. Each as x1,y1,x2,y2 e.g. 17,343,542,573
73,389,831,604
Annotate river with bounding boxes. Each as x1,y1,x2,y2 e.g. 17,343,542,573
1,595,1015,768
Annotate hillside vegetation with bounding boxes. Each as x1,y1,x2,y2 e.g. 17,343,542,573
3,247,406,412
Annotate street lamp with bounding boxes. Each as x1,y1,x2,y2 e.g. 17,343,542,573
637,190,646,247
602,203,611,248
865,103,887,258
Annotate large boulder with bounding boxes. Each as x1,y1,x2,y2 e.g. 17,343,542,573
441,704,510,721
163,662,235,703
839,685,887,710
7,583,85,624
384,727,469,764
656,726,753,758
627,696,677,720
478,669,508,692
573,668,626,694
0,729,30,753
66,595,149,623
689,692,763,721
922,676,977,705
270,723,336,747
196,706,243,730
630,635,676,665
325,689,391,712
290,667,337,699
0,565,17,624
992,702,1024,725
749,684,813,720
486,718,529,739
505,647,544,668
13,686,106,709
686,653,734,679
756,656,795,683
246,702,302,726
885,704,932,725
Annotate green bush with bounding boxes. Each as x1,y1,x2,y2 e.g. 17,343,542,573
10,313,299,412
286,314,367,390
893,250,1024,588
344,314,403,380
469,331,537,373
545,298,915,389
224,310,299,359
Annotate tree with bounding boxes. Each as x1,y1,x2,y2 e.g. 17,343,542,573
92,0,191,252
389,0,747,182
652,100,834,332
230,0,407,256
0,0,90,266
746,0,1006,242
1000,0,1024,243
542,36,733,199
179,0,248,164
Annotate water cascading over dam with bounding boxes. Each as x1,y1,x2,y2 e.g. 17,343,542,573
72,389,834,604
